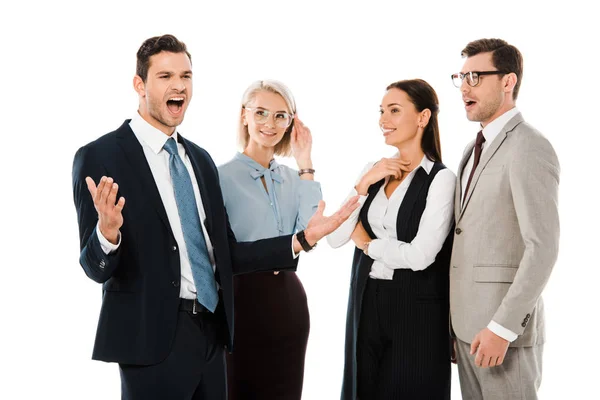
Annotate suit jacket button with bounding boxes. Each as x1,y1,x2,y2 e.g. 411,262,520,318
172,245,177,252
522,322,527,327
526,313,531,318
455,228,462,235
172,280,179,287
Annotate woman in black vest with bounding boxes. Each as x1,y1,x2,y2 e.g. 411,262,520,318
327,79,456,399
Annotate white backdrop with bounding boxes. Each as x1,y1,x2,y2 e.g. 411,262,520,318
1,0,598,398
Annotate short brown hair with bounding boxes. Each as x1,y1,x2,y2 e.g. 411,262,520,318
136,34,191,82
461,38,523,100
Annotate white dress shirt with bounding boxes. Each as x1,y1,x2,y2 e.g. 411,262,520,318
460,107,521,342
327,155,456,279
460,107,520,208
97,112,216,300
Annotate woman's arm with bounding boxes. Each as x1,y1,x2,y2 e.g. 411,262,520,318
367,169,456,271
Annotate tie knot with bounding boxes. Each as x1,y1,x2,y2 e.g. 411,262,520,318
163,137,178,156
476,130,486,146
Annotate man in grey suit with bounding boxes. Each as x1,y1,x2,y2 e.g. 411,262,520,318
449,38,560,399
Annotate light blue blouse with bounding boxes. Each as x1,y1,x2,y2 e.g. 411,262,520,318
218,152,322,241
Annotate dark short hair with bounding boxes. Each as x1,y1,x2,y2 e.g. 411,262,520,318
461,38,523,100
386,79,442,163
136,34,191,82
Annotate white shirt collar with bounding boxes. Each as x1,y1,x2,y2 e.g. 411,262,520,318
129,111,179,155
392,153,435,175
481,107,520,144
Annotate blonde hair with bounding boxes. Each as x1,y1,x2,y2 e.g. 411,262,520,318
239,80,297,156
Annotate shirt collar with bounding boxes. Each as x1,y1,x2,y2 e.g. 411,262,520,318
234,152,279,171
481,107,520,144
129,111,179,154
392,153,434,175
234,152,283,182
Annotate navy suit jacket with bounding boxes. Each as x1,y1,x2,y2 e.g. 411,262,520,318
72,120,299,365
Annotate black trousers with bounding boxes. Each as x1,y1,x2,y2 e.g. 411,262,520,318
357,278,451,400
119,306,226,400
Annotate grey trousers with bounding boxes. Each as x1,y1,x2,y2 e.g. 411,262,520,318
455,339,543,400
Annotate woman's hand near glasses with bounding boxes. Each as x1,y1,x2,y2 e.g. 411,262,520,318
291,117,314,179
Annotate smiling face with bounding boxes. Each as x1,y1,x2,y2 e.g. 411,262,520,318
134,51,193,135
242,90,291,149
379,88,424,148
460,52,514,127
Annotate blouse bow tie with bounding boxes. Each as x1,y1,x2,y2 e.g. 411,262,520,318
250,165,283,183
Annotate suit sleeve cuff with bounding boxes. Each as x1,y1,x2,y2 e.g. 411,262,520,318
96,224,121,255
291,236,300,259
488,320,518,342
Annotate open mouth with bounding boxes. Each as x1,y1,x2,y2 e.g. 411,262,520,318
260,130,277,137
464,100,477,110
167,97,185,115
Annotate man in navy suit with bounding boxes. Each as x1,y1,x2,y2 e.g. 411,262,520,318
72,34,358,400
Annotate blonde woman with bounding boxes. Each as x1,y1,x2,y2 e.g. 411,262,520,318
218,80,321,399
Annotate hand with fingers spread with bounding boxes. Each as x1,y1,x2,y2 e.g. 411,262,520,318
85,176,125,245
294,196,360,253
290,116,313,171
355,157,412,195
470,328,509,368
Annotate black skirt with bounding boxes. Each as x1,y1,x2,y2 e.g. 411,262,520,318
227,270,310,400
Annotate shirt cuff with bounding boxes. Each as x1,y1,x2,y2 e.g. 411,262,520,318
367,239,386,261
488,320,518,342
96,224,121,255
291,236,300,259
350,188,369,205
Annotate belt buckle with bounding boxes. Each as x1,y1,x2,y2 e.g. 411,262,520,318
192,300,198,315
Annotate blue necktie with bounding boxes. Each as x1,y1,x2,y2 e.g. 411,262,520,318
163,138,218,312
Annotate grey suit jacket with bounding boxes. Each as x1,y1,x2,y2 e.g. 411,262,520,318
450,112,560,347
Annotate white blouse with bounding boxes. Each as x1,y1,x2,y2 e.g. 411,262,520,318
327,155,456,280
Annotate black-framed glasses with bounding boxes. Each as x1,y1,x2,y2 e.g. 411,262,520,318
244,107,294,129
451,71,505,88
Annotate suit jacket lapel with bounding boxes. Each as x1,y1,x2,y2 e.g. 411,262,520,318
458,113,525,221
116,121,171,233
178,134,214,236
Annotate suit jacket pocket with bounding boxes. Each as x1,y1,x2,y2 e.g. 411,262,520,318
473,265,518,283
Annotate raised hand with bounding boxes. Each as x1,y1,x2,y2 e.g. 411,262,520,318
355,157,412,195
294,196,360,252
85,176,125,244
290,117,313,170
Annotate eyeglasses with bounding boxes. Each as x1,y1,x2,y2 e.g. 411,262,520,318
244,107,294,129
451,71,505,88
